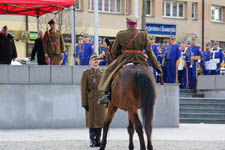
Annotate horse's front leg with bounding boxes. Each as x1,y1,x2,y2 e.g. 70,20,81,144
99,103,117,150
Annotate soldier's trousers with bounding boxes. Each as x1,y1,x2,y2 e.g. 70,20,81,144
49,54,61,65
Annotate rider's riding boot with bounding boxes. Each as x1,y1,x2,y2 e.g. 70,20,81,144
98,90,111,104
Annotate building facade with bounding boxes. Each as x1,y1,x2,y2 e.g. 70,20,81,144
0,0,225,59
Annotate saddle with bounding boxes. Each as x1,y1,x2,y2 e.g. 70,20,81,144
111,63,135,88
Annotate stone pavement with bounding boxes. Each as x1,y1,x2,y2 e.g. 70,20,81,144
0,124,224,150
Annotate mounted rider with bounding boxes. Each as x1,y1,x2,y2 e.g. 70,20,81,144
98,16,162,104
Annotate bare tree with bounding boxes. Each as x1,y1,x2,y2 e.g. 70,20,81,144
39,10,92,35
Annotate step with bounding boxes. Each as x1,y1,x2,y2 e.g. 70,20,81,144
180,98,225,104
180,118,225,124
179,89,197,94
180,113,225,119
180,108,225,114
179,93,205,98
180,103,225,109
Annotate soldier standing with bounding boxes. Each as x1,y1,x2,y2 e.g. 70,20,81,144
43,19,64,65
98,16,161,104
81,54,106,147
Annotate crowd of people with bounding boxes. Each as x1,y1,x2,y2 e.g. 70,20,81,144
1,19,224,90
75,33,225,90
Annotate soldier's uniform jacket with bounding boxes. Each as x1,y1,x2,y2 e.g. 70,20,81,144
98,28,161,91
43,30,64,55
81,67,106,128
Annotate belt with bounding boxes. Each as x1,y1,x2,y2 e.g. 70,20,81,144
123,50,142,54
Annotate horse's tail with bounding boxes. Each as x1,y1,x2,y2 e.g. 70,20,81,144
136,68,155,130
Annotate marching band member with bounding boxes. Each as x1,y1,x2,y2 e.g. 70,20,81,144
185,36,201,89
209,40,224,75
156,45,165,83
201,42,211,75
162,38,170,82
74,36,83,65
149,35,159,80
165,36,181,83
80,33,94,65
98,38,107,66
178,40,188,89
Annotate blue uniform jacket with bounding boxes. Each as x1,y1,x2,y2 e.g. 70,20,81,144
165,44,181,63
185,46,201,64
79,43,94,65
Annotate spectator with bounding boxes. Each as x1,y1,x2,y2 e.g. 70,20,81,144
43,19,64,65
80,54,106,147
0,26,17,64
31,30,47,65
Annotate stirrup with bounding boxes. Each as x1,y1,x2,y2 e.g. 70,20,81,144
98,94,111,104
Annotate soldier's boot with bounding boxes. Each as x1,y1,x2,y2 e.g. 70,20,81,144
95,128,102,147
98,90,111,104
89,128,96,147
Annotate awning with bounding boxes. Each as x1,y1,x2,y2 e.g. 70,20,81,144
0,0,75,16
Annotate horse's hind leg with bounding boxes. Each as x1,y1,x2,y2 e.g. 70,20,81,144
133,112,146,150
145,124,153,150
99,103,117,150
127,119,134,150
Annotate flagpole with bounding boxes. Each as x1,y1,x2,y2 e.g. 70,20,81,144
94,0,99,55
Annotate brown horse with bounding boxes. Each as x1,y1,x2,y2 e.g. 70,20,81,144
100,40,157,150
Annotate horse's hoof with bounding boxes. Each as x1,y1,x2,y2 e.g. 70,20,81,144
129,145,134,150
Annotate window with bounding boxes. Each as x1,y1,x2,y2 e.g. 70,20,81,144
146,0,152,16
211,6,223,22
76,0,81,10
192,3,197,19
89,0,122,13
163,1,185,18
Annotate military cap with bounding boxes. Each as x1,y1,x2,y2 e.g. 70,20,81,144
83,33,90,37
214,40,219,44
187,40,191,44
78,36,83,40
126,16,139,25
48,19,55,25
192,35,197,40
163,38,169,43
181,39,187,43
90,54,100,60
149,35,155,40
2,25,8,30
170,35,176,40
205,42,211,46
